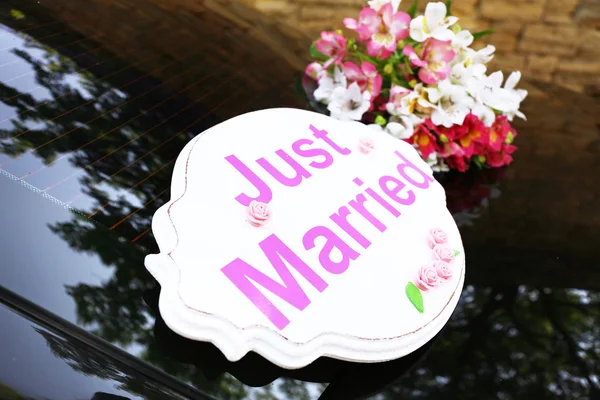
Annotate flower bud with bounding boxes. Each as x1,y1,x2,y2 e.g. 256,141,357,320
505,131,514,144
451,24,462,34
439,134,449,143
409,79,417,88
383,64,394,75
375,115,387,126
475,155,486,164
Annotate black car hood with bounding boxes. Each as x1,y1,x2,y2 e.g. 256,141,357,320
1,0,599,399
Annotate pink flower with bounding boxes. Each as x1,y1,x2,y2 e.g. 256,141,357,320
315,31,347,68
432,245,454,263
433,260,452,281
403,38,456,84
342,61,382,98
358,136,375,154
427,227,448,248
247,200,271,227
344,3,411,59
305,62,325,81
414,265,440,291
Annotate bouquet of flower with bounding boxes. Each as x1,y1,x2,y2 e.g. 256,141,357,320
304,0,527,172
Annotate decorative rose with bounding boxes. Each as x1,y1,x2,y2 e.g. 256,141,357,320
433,260,452,280
358,136,375,154
246,200,271,227
427,227,448,248
432,245,454,263
414,265,440,291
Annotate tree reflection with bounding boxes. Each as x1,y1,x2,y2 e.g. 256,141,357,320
0,12,599,400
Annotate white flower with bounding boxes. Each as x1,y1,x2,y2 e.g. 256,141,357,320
452,45,496,70
449,62,487,95
388,115,419,139
501,71,528,121
468,70,527,124
470,101,496,127
451,30,474,50
314,67,346,103
426,151,449,172
410,2,458,42
368,0,401,12
478,71,523,113
428,80,474,128
328,82,371,121
368,114,418,140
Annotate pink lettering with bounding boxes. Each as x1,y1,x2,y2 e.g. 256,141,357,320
394,151,434,189
257,150,312,187
379,175,416,205
221,234,328,330
330,206,371,249
303,226,360,274
353,178,401,218
291,138,334,169
349,194,387,232
225,155,272,206
310,124,351,156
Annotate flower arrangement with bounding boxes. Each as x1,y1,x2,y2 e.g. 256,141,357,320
304,0,527,172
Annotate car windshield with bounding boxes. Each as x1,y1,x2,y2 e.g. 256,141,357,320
1,1,599,399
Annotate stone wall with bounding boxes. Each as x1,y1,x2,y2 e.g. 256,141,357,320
248,0,600,94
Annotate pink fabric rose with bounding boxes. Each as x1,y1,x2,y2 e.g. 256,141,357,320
246,200,271,227
432,245,454,263
433,260,452,280
358,136,375,154
414,265,440,291
427,227,448,248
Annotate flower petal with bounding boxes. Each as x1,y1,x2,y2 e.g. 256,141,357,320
452,30,473,48
403,45,427,67
361,61,378,77
505,71,521,90
409,16,427,42
389,11,411,40
431,28,455,42
305,62,323,80
343,18,359,30
419,67,440,84
366,39,384,56
425,2,447,28
342,61,363,81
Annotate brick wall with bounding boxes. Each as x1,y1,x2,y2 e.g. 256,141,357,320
249,0,600,94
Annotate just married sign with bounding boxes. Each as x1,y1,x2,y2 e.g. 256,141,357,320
145,108,465,369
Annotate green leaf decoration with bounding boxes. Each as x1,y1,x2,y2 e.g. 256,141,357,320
406,282,424,313
309,43,329,61
472,30,496,40
408,0,419,18
445,0,453,15
454,249,461,256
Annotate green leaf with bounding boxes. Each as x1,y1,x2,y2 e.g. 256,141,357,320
309,43,329,61
472,30,496,40
406,282,424,313
445,0,453,15
10,9,25,20
407,0,419,18
454,249,461,256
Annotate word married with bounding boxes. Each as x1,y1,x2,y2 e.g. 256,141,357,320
221,125,434,330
